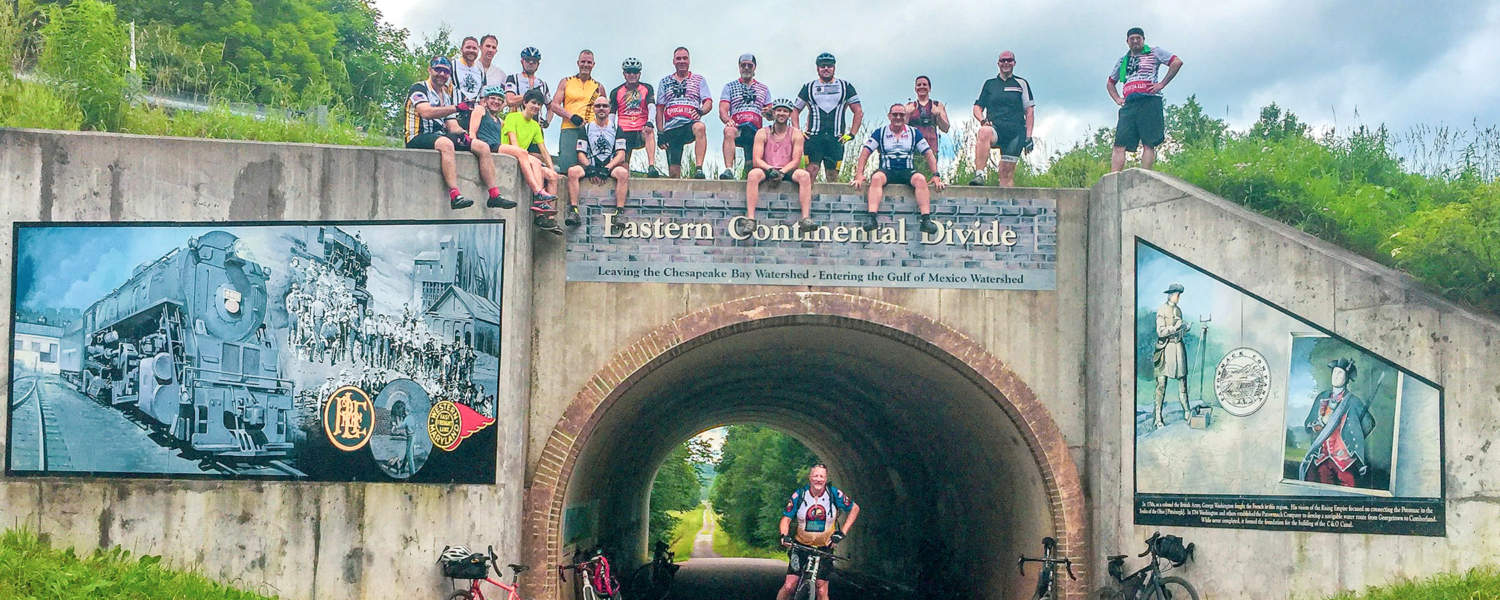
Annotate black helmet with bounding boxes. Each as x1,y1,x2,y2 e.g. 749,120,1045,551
520,46,541,60
815,52,836,65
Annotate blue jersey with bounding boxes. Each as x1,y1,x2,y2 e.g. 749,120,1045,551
863,125,931,172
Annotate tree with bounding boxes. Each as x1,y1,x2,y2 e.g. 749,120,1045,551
647,442,702,545
1166,95,1228,151
39,0,126,130
1250,102,1308,141
709,425,818,552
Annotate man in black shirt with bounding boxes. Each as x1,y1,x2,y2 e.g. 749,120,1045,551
969,51,1034,187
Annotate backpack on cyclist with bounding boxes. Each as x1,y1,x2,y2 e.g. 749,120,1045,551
1150,534,1194,567
440,545,490,579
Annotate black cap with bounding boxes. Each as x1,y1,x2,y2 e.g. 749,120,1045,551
1327,358,1358,380
1127,27,1145,37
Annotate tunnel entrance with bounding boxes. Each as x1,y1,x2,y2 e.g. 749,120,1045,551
523,293,1087,600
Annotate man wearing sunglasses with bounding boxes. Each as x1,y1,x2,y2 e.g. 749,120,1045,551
718,53,772,180
970,51,1034,187
610,57,662,177
794,52,862,182
852,103,943,233
505,47,551,128
1107,27,1182,172
403,56,508,210
565,99,630,230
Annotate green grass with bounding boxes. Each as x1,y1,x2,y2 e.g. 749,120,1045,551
1319,567,1500,600
667,504,703,561
709,509,786,560
0,528,276,600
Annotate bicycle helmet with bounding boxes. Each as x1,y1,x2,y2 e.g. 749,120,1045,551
520,46,542,60
771,97,795,111
482,85,505,98
815,52,836,65
441,545,472,562
621,57,643,72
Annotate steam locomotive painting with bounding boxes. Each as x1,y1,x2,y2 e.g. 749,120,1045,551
7,221,504,483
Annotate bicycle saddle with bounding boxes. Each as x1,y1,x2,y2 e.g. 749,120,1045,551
1107,554,1127,561
509,563,530,574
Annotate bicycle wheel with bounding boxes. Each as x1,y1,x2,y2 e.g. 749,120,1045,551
795,575,816,600
582,583,603,600
629,564,663,600
1154,577,1199,600
446,591,475,600
1090,586,1125,600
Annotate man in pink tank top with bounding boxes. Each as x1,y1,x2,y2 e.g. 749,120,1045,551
741,98,815,237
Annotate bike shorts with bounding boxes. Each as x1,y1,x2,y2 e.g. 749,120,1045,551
878,169,916,187
734,123,759,152
619,130,646,151
989,120,1027,163
659,124,698,164
787,547,834,581
804,133,845,171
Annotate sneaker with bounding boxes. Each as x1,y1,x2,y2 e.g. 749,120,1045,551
734,217,756,237
647,166,663,178
450,194,473,210
695,170,708,180
531,199,556,215
565,206,582,227
534,190,558,203
968,176,986,186
718,169,735,180
609,212,626,236
861,211,879,232
919,214,939,234
534,214,561,233
487,194,516,209
796,217,817,233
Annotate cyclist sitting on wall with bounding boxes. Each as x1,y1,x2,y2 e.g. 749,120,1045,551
777,464,859,600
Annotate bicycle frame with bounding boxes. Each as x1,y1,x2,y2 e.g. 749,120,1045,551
464,575,525,600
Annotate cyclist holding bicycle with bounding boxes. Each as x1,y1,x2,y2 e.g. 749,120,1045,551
777,464,859,600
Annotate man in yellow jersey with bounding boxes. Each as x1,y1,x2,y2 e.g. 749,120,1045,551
551,49,604,174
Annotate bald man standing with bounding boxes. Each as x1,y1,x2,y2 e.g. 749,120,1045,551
970,51,1035,187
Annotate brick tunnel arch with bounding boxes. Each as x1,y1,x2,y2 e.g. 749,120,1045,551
521,292,1088,599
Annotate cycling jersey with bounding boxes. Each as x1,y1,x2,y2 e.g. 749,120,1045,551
577,119,626,167
794,78,860,136
720,79,771,127
403,79,457,143
974,75,1034,125
451,55,486,103
783,485,854,547
557,75,605,129
504,72,551,106
863,125,931,173
657,72,711,131
610,82,656,132
1109,46,1175,100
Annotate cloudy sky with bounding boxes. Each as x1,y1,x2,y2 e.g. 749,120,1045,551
374,0,1498,165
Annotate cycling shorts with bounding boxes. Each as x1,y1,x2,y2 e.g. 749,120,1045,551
879,169,916,187
619,130,646,151
988,121,1027,163
734,123,759,151
804,133,844,171
660,125,697,164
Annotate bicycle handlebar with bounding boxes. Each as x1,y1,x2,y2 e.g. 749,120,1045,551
783,540,843,560
1017,556,1078,580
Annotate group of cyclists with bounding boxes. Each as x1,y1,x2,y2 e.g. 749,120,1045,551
403,28,1182,237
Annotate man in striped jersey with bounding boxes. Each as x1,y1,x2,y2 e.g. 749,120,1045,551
402,57,508,210
718,53,771,180
794,52,863,182
656,47,713,178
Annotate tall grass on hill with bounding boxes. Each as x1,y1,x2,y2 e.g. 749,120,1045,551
0,528,277,600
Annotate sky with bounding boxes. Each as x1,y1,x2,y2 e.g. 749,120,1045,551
371,0,1500,168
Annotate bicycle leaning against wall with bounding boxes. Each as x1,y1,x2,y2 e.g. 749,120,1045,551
560,546,622,600
627,540,679,600
1018,536,1078,600
438,545,533,600
1092,531,1199,600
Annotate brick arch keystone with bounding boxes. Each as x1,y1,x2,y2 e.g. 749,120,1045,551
520,291,1089,599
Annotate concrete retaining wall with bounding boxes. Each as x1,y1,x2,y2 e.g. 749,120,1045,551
1088,169,1500,597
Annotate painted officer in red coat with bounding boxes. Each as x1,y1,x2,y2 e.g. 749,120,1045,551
1299,358,1376,488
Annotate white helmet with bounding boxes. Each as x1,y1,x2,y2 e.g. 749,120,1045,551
441,545,472,562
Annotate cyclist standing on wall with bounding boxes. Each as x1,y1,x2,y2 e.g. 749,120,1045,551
793,52,862,182
718,53,772,180
611,57,663,177
505,46,552,128
969,50,1035,187
777,464,859,600
905,75,949,168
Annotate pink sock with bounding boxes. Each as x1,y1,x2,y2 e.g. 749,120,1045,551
449,188,461,200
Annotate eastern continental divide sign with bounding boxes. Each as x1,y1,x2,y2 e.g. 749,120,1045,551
565,185,1056,290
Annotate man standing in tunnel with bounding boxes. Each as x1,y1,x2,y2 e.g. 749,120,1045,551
778,464,859,600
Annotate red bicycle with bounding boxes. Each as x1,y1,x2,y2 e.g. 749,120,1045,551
559,547,621,600
439,545,532,600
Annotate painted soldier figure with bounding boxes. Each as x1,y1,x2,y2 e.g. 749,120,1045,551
1300,358,1376,488
1152,283,1191,427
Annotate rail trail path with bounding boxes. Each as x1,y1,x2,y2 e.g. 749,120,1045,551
692,503,721,559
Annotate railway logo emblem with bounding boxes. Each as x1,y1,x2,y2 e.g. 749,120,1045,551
1213,347,1271,417
222,287,243,314
428,399,496,452
323,385,374,451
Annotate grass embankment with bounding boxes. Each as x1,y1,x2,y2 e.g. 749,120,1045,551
0,529,276,600
1321,567,1500,599
709,507,785,560
666,505,702,561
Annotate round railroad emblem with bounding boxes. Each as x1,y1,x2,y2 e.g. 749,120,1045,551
322,385,374,451
428,400,463,451
1213,347,1271,417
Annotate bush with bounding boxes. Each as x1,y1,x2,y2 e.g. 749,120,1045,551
0,528,276,600
38,0,127,130
1320,566,1500,600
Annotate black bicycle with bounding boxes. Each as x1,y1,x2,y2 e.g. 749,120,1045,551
1093,531,1199,600
1019,536,1077,600
627,540,678,600
784,541,842,600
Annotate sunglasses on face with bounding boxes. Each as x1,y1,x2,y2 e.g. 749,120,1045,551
999,58,1015,63
593,104,610,109
888,112,906,118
